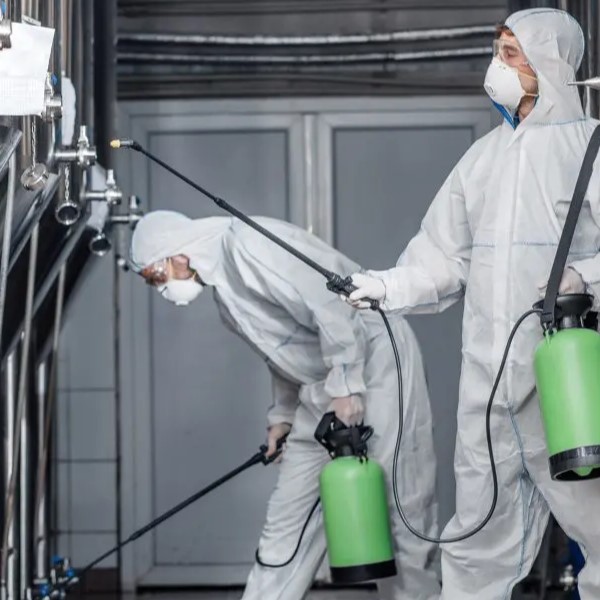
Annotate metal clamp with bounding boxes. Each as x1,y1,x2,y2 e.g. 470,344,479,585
54,125,97,168
109,194,143,227
40,74,62,124
0,9,12,50
82,169,122,206
110,196,144,269
89,194,141,257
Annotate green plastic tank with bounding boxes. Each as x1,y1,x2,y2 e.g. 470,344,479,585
534,295,600,480
315,413,396,583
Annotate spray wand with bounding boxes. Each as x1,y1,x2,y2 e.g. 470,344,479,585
108,138,519,546
110,139,377,309
35,440,286,599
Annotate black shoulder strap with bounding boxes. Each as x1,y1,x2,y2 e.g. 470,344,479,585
541,125,600,328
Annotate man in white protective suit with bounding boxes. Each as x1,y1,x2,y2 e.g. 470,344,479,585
130,210,441,599
345,8,600,600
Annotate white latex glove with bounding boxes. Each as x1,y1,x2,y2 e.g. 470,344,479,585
327,395,364,426
341,273,386,309
265,422,292,462
538,267,586,297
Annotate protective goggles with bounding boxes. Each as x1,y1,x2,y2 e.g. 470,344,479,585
141,259,170,287
493,39,529,68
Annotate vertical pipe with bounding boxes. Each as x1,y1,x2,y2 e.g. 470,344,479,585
18,1,41,177
2,353,17,600
18,342,30,600
581,0,592,116
60,0,71,81
94,0,117,168
34,363,47,581
71,0,83,131
70,0,83,205
41,0,59,165
0,154,17,600
33,265,66,585
10,0,22,22
82,0,95,136
586,0,599,118
113,258,123,593
52,0,64,153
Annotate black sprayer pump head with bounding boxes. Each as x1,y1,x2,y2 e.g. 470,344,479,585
534,293,594,330
314,412,373,459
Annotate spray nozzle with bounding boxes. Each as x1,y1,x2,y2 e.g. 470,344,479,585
314,412,373,458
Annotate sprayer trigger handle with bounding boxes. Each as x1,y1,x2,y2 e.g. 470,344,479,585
326,275,380,310
260,433,289,465
337,276,358,296
340,276,380,310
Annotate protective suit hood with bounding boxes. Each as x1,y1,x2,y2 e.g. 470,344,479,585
503,8,585,125
130,210,231,284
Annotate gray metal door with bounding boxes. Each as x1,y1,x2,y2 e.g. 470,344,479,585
149,130,290,582
117,109,306,587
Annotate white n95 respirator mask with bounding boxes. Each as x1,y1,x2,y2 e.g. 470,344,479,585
158,278,204,306
484,57,530,110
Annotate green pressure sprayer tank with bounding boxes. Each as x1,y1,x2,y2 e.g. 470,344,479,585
314,413,396,583
534,295,600,481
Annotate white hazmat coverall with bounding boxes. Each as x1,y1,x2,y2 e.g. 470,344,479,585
347,8,600,600
131,211,440,599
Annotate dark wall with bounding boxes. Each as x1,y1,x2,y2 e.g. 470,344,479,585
117,0,511,98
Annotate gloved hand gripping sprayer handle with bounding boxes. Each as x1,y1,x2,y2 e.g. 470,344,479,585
110,139,380,310
326,273,380,311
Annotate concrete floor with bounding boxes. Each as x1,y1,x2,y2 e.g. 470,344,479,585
138,592,376,599
133,590,567,599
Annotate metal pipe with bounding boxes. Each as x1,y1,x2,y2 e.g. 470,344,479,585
18,115,33,186
19,335,31,600
33,265,66,582
60,0,71,80
113,252,123,593
2,353,18,600
0,154,17,365
9,0,22,22
51,0,64,155
71,0,84,128
34,362,47,581
587,0,599,118
17,225,38,600
82,0,95,133
16,0,42,184
0,225,38,600
118,25,496,47
21,0,41,20
119,0,492,16
95,0,117,168
117,69,482,87
41,0,60,166
118,46,492,65
32,217,87,318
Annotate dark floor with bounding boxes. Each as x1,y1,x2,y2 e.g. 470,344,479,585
127,589,568,599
